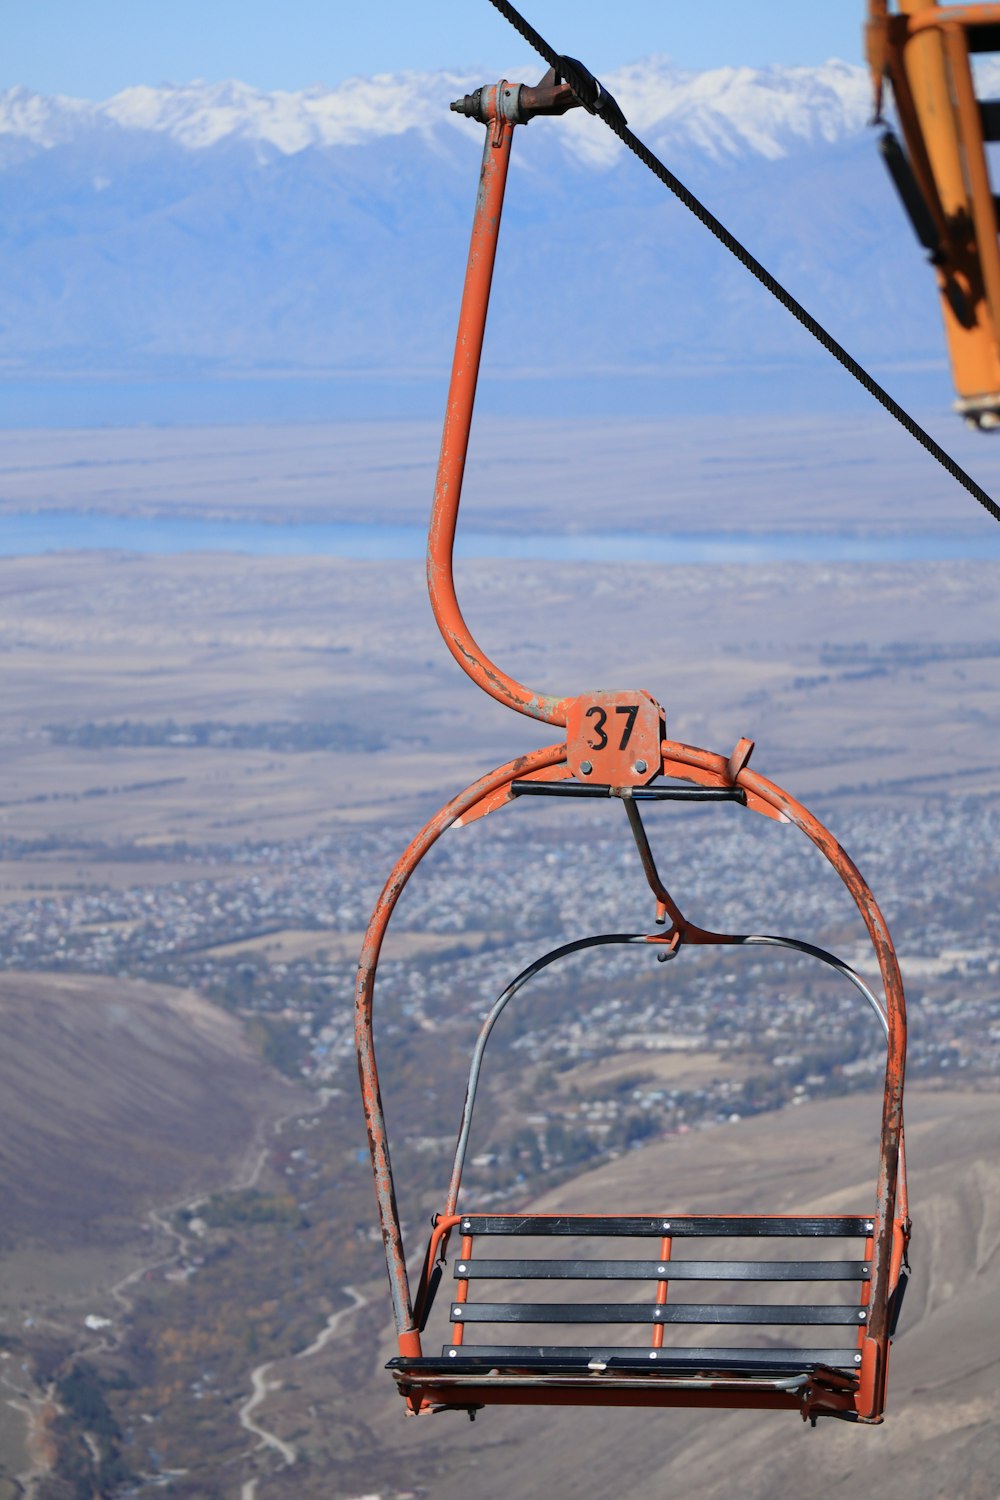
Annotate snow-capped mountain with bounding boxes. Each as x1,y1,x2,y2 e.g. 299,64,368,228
0,58,872,161
0,59,961,419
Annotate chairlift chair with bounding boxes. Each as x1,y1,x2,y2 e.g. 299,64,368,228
355,69,910,1426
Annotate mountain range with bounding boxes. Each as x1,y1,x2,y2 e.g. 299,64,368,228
0,59,873,159
0,58,987,422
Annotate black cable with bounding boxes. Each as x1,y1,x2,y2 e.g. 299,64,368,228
485,0,1000,525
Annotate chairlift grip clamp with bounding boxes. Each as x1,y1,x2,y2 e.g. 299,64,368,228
451,67,589,128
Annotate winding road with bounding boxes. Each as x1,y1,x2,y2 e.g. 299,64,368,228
238,1286,367,1499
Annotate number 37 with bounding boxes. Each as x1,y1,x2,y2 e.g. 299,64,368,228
585,704,638,751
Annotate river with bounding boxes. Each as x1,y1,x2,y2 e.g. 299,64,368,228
4,511,1000,562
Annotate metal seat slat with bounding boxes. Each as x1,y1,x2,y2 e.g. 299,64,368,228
458,1214,872,1237
455,1258,870,1281
452,1301,866,1326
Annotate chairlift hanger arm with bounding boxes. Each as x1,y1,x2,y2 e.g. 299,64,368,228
429,78,588,727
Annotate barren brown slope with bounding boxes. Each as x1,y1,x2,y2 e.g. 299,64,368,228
0,971,301,1258
320,1088,1000,1500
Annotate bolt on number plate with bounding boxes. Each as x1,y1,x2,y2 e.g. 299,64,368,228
565,690,664,786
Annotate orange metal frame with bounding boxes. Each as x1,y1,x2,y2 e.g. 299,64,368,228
355,72,909,1424
868,2,1000,419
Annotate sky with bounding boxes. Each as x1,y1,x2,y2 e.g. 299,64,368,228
6,1,867,99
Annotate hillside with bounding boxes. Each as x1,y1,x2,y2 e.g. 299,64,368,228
0,971,300,1264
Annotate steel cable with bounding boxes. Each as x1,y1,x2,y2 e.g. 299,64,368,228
485,0,1000,524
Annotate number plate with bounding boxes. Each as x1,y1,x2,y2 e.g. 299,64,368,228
565,691,664,786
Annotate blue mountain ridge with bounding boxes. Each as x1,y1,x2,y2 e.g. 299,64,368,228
0,69,954,422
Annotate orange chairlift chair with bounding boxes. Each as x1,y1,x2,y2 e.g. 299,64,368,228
355,70,910,1425
868,1,1000,424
